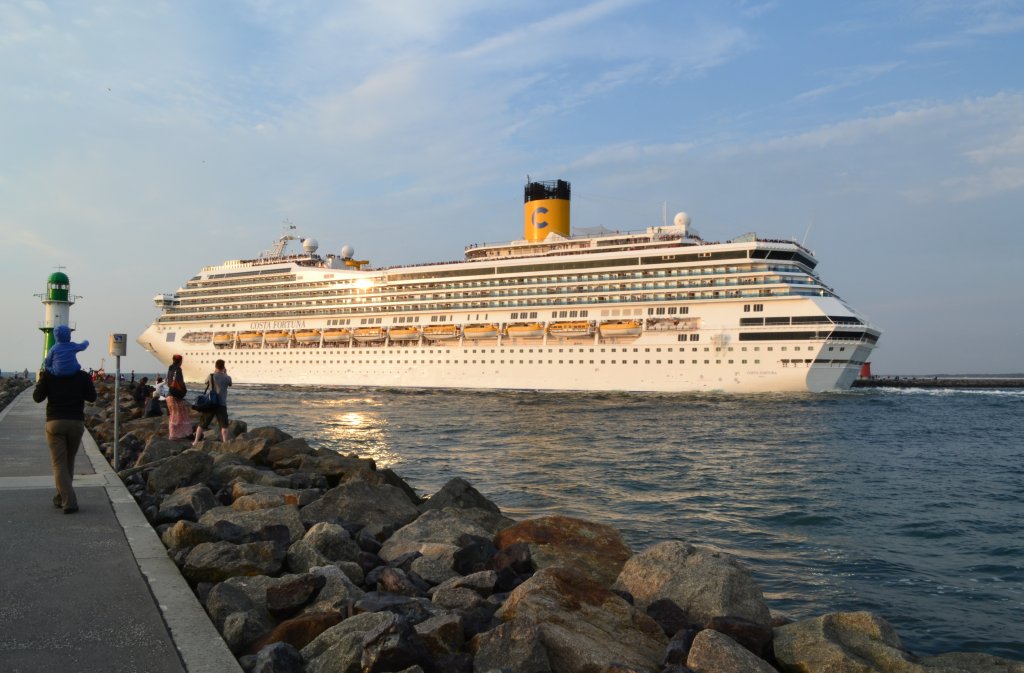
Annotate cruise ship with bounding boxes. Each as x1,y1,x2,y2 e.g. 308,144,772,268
138,180,880,393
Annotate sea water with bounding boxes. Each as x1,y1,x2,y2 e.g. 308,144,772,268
227,385,1023,659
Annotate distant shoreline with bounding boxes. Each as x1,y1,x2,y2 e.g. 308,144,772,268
854,376,1024,389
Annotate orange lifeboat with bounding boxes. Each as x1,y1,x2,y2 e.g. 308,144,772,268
599,320,642,337
353,327,385,342
423,324,459,341
504,322,544,339
294,329,322,344
464,323,500,339
238,331,262,344
548,321,594,337
322,328,351,343
389,326,421,341
264,330,291,344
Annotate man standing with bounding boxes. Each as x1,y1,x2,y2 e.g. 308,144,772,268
32,367,97,513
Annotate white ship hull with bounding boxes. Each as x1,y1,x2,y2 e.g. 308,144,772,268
137,182,880,394
139,299,875,394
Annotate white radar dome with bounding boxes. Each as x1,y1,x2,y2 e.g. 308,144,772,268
341,245,355,259
673,212,691,228
302,238,319,254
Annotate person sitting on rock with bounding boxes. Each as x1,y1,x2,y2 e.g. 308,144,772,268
132,376,153,408
45,325,89,377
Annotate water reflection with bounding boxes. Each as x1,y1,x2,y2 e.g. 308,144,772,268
301,397,400,469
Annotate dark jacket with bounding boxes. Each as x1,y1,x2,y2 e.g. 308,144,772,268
33,371,98,421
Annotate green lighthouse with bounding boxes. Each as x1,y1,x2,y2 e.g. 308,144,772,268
36,269,80,366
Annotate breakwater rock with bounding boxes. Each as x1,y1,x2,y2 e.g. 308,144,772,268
84,383,1024,673
0,376,33,414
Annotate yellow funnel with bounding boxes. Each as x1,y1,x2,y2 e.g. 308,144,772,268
524,179,570,242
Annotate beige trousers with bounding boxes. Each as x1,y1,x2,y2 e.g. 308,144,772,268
45,419,85,510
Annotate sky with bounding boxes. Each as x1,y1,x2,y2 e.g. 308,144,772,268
2,0,1023,376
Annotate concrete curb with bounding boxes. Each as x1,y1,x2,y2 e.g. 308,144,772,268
82,421,243,673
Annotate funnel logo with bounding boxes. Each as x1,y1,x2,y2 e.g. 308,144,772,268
532,206,549,229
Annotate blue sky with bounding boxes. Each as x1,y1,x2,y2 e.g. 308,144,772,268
2,0,1022,376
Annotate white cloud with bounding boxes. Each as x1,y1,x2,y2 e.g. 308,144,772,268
793,63,902,102
567,141,694,170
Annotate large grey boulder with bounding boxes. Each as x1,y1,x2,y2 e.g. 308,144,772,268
613,541,771,625
299,480,419,535
289,451,379,484
146,449,214,494
265,438,317,466
410,555,460,586
158,483,218,522
206,574,294,653
686,628,776,673
216,436,273,463
183,541,286,583
230,482,320,508
199,504,306,543
359,612,435,673
420,477,501,514
286,523,361,575
414,613,464,658
212,462,292,488
773,611,1024,673
134,438,185,467
161,520,219,550
495,566,667,673
495,515,632,587
239,426,293,445
301,611,394,673
472,619,552,673
303,522,361,562
379,508,493,563
301,565,365,615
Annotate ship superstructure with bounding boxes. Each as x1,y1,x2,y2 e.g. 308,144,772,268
138,180,880,392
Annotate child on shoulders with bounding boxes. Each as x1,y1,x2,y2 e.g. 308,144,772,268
45,325,89,377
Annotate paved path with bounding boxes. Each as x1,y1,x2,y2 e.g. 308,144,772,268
0,388,241,673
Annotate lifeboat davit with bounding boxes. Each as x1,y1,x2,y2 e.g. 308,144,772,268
599,320,642,337
464,323,500,339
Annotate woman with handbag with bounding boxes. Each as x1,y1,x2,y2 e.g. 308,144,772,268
193,359,232,445
166,354,192,440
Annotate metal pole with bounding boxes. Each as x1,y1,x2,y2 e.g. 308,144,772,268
113,354,121,469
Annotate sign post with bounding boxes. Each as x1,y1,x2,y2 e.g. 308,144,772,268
109,334,127,468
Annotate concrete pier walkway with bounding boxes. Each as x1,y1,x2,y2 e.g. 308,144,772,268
0,388,241,673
